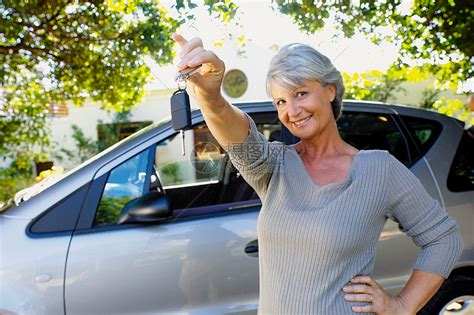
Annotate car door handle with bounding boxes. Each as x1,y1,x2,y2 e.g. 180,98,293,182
245,239,259,255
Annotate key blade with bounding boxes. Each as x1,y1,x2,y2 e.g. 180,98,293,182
181,130,186,156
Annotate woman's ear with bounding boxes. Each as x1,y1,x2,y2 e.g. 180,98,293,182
327,84,336,102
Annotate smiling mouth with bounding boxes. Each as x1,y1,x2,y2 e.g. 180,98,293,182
291,115,312,127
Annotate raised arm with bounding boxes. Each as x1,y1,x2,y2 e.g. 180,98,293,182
171,34,249,147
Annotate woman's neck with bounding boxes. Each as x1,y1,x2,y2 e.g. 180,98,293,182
295,126,356,159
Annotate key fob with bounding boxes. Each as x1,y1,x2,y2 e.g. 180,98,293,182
170,89,192,131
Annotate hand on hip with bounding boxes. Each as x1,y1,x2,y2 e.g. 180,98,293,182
343,275,414,314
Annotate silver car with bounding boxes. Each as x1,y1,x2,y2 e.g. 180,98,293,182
1,101,473,315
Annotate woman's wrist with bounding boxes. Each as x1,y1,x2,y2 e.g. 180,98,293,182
199,93,229,113
395,294,417,314
395,270,445,314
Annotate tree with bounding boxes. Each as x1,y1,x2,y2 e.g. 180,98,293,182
1,0,180,164
271,0,473,83
343,68,408,103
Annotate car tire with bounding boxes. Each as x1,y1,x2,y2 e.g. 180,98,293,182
418,273,474,315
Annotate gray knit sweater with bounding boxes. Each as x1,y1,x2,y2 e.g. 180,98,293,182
224,114,463,315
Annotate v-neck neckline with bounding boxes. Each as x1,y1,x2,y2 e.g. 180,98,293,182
289,146,363,189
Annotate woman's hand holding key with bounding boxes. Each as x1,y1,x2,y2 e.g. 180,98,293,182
170,33,249,147
171,34,226,107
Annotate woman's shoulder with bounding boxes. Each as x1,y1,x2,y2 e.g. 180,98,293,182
356,149,399,169
358,149,392,160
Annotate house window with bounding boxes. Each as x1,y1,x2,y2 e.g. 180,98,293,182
97,121,153,146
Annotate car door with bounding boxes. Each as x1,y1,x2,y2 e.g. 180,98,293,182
64,113,280,315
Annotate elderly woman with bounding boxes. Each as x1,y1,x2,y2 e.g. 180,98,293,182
171,34,463,314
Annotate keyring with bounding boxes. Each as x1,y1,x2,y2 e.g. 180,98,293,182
177,80,187,90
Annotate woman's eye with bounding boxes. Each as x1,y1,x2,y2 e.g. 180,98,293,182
275,100,285,106
296,92,307,97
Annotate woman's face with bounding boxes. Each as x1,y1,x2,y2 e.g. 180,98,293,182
270,80,336,141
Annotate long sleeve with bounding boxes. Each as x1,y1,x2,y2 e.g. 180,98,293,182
222,113,285,200
385,153,464,278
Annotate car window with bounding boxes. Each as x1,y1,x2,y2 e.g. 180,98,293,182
399,115,442,161
156,116,280,212
338,112,409,164
447,127,474,192
155,126,226,188
94,148,151,225
92,115,280,226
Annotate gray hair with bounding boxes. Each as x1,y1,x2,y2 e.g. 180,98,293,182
266,43,345,121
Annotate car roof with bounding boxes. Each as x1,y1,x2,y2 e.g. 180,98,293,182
228,99,461,124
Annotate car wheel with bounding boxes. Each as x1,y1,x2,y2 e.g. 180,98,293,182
419,274,474,315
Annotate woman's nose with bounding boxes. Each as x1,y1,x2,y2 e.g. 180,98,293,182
287,100,302,117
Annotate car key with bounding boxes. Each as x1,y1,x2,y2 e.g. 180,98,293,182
171,65,202,156
170,88,192,156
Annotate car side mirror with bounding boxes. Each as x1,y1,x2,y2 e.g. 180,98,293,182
117,191,171,224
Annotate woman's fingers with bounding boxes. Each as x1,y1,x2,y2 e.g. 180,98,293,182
188,50,221,70
171,33,188,47
179,37,204,58
344,281,375,310
176,46,205,69
343,284,373,294
344,293,373,302
351,305,373,313
345,276,377,313
351,275,377,287
178,47,218,69
171,34,205,63
172,35,203,71
172,35,223,72
345,276,409,314
171,33,203,56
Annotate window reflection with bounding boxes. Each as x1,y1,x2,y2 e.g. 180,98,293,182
95,149,150,225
